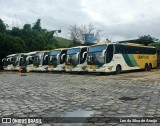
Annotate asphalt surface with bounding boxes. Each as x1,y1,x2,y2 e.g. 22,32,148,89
0,70,160,126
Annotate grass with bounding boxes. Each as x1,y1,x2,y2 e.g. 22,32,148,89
55,37,73,48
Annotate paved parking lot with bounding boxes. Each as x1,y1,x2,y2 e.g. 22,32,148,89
0,70,160,126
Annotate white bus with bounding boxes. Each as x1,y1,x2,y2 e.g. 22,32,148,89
12,53,26,71
2,54,16,70
87,43,157,74
65,46,88,72
33,51,50,71
24,51,40,72
48,48,68,72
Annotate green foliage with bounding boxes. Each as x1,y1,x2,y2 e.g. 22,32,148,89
150,41,160,53
55,37,74,48
32,19,41,31
0,19,6,32
23,24,31,32
0,32,26,69
138,35,158,46
0,18,76,69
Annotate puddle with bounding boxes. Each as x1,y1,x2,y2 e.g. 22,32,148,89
62,109,98,126
119,96,138,101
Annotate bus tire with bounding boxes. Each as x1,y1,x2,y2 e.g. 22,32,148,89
148,63,152,71
115,65,121,74
144,63,149,71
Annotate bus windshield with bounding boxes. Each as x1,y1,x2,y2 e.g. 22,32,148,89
67,48,80,55
49,50,61,67
67,48,80,66
26,55,35,65
88,45,107,66
13,56,18,66
50,50,61,56
33,53,43,66
7,57,13,65
89,45,107,52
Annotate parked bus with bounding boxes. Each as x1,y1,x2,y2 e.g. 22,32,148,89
33,51,50,71
12,53,26,71
48,48,68,72
24,51,40,72
87,43,157,74
65,46,88,72
2,54,16,70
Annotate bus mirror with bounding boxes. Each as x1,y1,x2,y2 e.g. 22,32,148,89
2,58,5,62
44,55,48,60
50,56,52,61
10,58,13,62
19,57,23,61
76,52,79,58
56,54,60,60
102,50,106,57
27,56,33,61
82,52,87,58
39,55,42,59
61,54,65,60
26,57,29,60
66,55,69,62
31,57,34,60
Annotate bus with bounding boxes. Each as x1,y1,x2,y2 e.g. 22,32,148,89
2,54,16,70
24,51,40,72
33,51,50,71
12,53,26,71
87,43,157,74
65,46,88,72
48,48,68,72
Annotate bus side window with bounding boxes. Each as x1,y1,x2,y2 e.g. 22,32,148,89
116,45,122,54
106,44,114,63
150,48,156,54
80,48,87,64
43,52,49,65
61,50,67,63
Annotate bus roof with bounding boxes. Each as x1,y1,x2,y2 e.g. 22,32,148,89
119,42,155,48
25,51,40,55
70,46,89,49
7,54,16,57
90,42,155,48
52,48,68,51
39,50,50,52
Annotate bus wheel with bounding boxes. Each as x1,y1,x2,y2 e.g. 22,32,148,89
115,65,121,74
144,63,148,71
148,63,152,71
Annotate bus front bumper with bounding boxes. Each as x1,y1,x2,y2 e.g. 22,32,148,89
53,65,65,72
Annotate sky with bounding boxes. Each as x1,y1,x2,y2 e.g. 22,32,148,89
0,0,160,42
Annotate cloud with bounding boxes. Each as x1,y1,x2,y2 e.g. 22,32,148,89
0,0,160,41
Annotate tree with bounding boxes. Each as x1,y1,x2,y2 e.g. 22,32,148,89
0,19,6,32
0,32,26,69
10,27,22,37
32,19,41,31
31,35,46,51
68,23,105,44
23,24,31,32
138,35,158,46
0,18,73,70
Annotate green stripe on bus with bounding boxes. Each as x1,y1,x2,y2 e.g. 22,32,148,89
122,54,134,67
122,54,138,67
128,54,138,67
